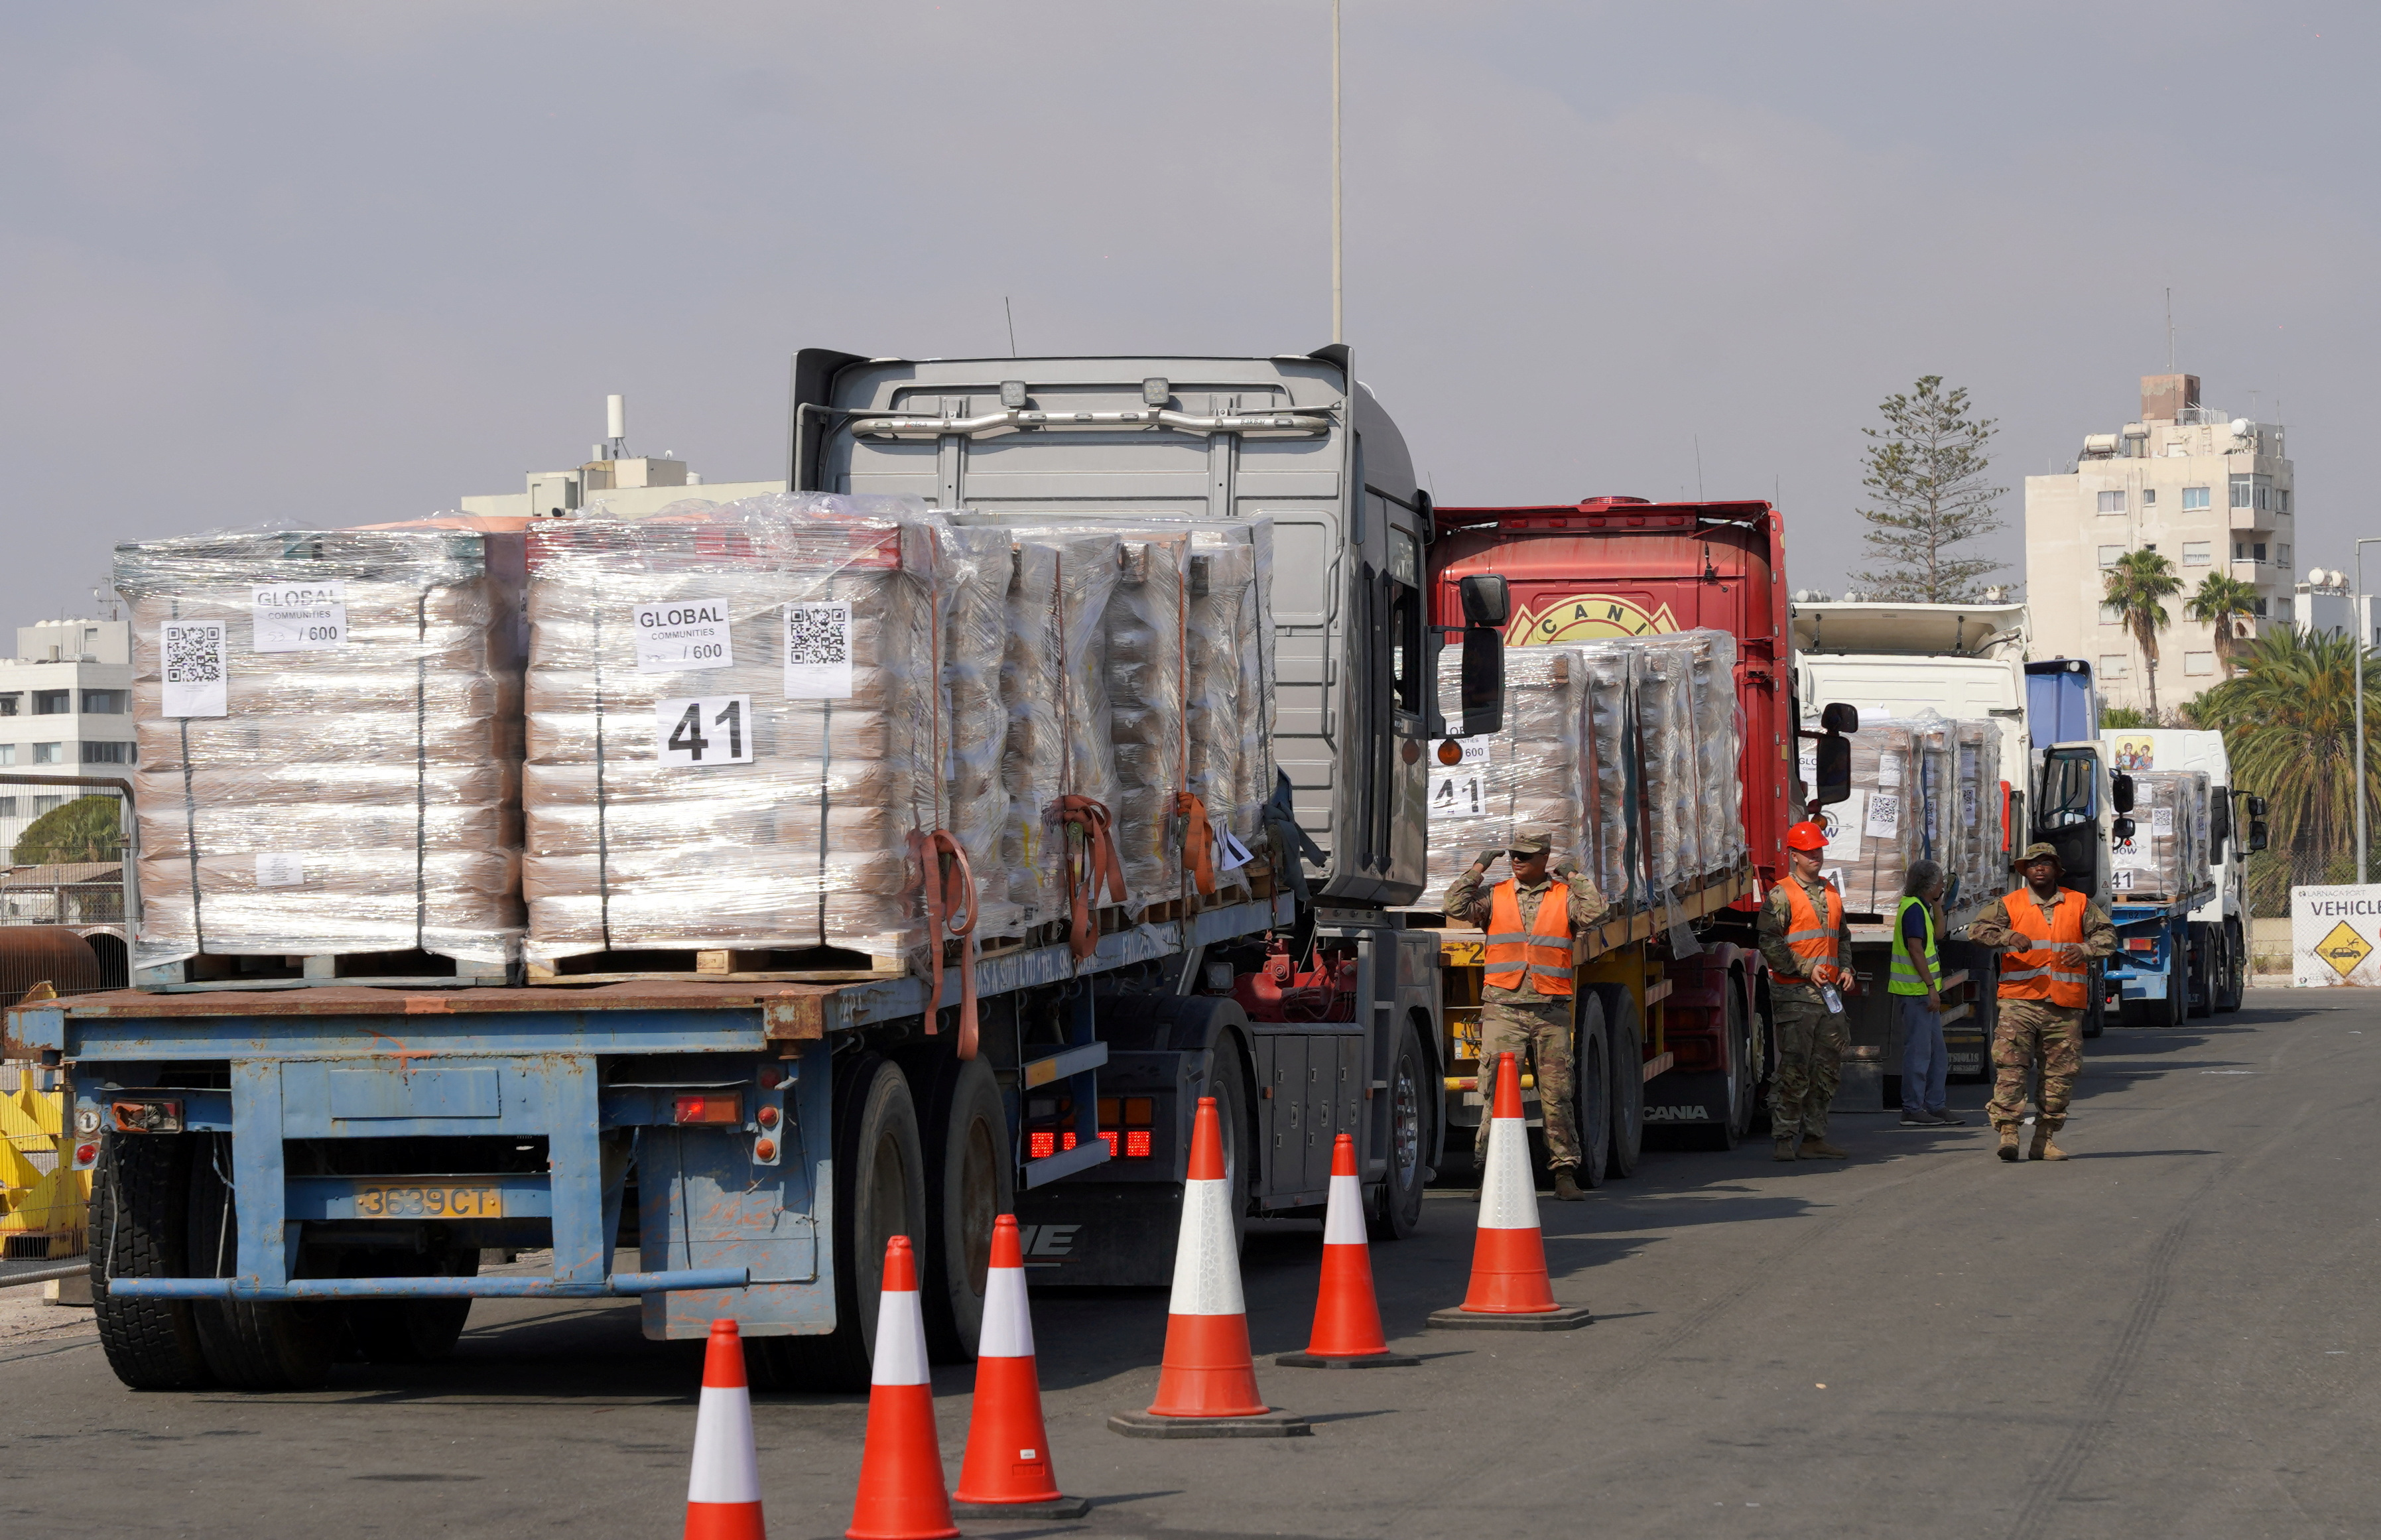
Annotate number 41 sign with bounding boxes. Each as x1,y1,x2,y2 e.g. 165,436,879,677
655,695,753,766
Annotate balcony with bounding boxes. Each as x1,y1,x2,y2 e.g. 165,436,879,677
2228,505,2273,531
2229,558,2265,584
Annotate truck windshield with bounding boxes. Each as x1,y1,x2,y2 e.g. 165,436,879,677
2040,749,2098,829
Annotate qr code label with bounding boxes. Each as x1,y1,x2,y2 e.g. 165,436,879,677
783,602,854,700
162,621,228,718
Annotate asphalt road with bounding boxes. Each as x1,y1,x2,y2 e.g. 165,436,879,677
6,986,2377,1539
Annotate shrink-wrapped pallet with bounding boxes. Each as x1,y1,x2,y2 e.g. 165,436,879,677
1573,640,1645,912
1185,521,1276,843
1185,541,1257,895
1907,713,1957,880
1000,530,1121,929
1814,722,1918,918
1684,630,1743,876
113,524,524,975
1954,722,2003,907
520,495,1005,968
1634,638,1701,896
1419,647,1586,907
2114,769,2212,901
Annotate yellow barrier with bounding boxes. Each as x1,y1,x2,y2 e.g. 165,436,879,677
1,1074,87,1261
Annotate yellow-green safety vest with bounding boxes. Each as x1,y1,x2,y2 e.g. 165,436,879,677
1888,895,1939,996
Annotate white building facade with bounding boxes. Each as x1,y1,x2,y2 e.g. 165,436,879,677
2024,373,2295,714
0,617,136,856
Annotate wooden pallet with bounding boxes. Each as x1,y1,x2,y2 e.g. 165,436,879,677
525,944,913,986
133,949,513,994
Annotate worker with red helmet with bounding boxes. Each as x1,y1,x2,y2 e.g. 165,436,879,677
1757,820,1857,1162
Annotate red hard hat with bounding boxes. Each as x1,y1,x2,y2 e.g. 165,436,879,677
1785,820,1829,852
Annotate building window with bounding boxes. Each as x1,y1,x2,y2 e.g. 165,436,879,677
0,745,15,766
2250,598,2269,617
2276,597,2293,620
2142,488,2157,506
2236,542,2269,562
80,690,126,714
80,741,131,765
2098,491,2126,514
2230,476,2251,509
2099,654,2131,679
2098,545,2125,566
31,690,71,716
0,694,16,717
2185,652,2215,676
31,742,61,764
0,799,15,818
2277,543,2291,567
2277,489,2291,515
31,795,62,814
2098,603,2124,625
2183,485,2211,510
2183,541,2212,566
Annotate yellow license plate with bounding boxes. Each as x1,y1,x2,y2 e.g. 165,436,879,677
1441,939,1485,968
355,1183,505,1219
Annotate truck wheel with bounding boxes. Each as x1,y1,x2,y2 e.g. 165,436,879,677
1368,1016,1433,1240
2219,922,2245,1012
1200,1037,1254,1255
1699,981,1754,1152
753,1054,925,1393
1570,993,1611,1188
345,1248,478,1364
1596,985,1644,1178
2187,925,2215,1019
2082,966,2106,1039
915,1053,1013,1363
186,1133,339,1392
90,1133,214,1390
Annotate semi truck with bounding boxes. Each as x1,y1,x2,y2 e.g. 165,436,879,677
1789,600,2027,1083
2099,728,2264,1020
1419,495,1844,1163
6,347,1512,1393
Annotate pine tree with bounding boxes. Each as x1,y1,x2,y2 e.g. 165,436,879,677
1848,376,2009,602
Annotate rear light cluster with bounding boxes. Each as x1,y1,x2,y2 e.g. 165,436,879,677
2124,937,2158,952
1023,1096,1155,1161
673,1094,742,1125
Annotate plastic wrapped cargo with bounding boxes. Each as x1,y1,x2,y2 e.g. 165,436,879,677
999,530,1121,929
2114,769,2213,901
1184,539,1257,895
519,494,1005,969
1815,722,1918,919
1633,638,1701,897
114,523,524,975
1684,630,1743,876
1953,721,2003,908
1573,640,1645,912
1419,647,1586,907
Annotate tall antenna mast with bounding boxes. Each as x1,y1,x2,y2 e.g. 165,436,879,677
1330,0,1343,344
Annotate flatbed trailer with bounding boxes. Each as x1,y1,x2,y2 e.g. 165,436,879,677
21,348,1512,1394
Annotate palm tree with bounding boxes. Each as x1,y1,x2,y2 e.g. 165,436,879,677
2183,571,2260,678
2102,548,2183,716
2193,627,2381,910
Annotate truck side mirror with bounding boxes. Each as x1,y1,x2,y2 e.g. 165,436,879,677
2248,816,2269,853
2110,772,2135,813
1811,734,1851,806
1819,702,1860,735
2112,815,2136,842
1457,626,1504,737
1458,574,1510,628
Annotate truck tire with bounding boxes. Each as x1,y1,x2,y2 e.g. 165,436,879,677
186,1133,339,1392
1700,979,1755,1151
2218,921,2245,1012
915,1053,1012,1363
1368,1015,1433,1240
1570,993,1612,1188
753,1054,925,1393
1596,984,1644,1178
2081,964,2106,1039
1200,1035,1254,1255
90,1133,214,1391
344,1250,479,1364
2187,925,2215,1019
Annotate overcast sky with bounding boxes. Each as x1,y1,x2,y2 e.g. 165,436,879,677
5,1,2373,628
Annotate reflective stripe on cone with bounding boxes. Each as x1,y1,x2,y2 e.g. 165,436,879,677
846,1237,958,1540
1303,1132,1392,1358
1147,1095,1269,1417
684,1319,766,1540
955,1216,1064,1506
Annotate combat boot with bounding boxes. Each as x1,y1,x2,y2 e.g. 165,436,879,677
1799,1137,1848,1159
1996,1127,2020,1161
2029,1127,2069,1161
1772,1136,1799,1162
1551,1168,1586,1201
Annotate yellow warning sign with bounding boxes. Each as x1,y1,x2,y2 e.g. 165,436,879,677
2314,921,2372,980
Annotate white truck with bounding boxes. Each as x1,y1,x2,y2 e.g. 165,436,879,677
2099,728,2259,1015
1789,600,2028,1082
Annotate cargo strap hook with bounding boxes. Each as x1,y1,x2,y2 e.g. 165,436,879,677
911,828,979,1060
1055,795,1127,962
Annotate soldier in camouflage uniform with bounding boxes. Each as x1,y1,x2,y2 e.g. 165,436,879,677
1758,820,1856,1161
1962,842,2117,1161
1442,829,1610,1201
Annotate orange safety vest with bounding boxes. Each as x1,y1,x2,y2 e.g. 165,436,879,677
1997,887,2089,1008
1483,879,1575,996
1781,878,1844,979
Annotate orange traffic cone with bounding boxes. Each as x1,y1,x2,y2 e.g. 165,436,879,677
1108,1096,1308,1438
684,1319,767,1540
1429,1052,1592,1332
846,1237,958,1540
952,1216,1090,1519
1279,1132,1419,1368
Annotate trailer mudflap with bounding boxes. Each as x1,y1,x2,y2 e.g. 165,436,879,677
1010,1181,1187,1287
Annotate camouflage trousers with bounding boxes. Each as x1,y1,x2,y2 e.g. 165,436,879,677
1475,999,1579,1170
1768,999,1848,1141
1988,999,2084,1133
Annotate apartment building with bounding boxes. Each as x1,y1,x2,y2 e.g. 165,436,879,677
2024,372,2294,713
0,617,135,856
